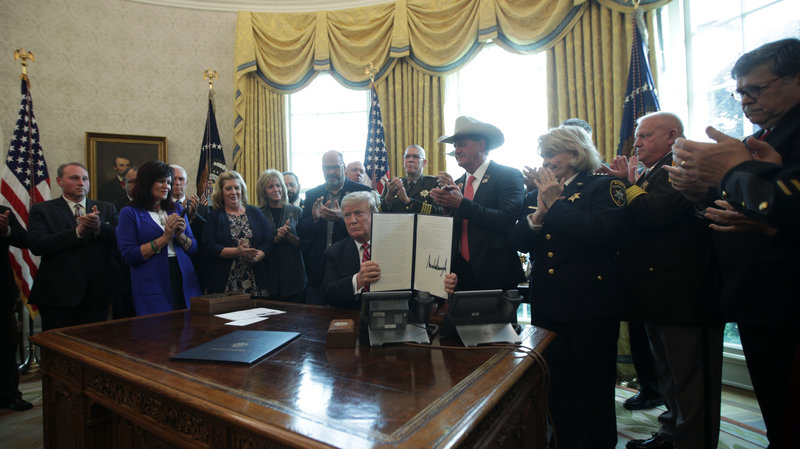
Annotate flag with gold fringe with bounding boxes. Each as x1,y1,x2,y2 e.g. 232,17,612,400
617,8,661,156
1,74,51,317
196,94,226,205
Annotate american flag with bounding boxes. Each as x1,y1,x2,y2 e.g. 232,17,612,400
617,8,660,156
363,85,389,194
0,75,51,316
196,95,226,205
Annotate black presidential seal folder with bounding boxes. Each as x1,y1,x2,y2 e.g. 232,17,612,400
170,330,300,365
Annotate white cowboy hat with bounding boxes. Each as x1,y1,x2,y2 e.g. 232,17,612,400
439,116,505,151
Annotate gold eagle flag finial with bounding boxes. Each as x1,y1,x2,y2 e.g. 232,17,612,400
14,48,34,77
365,62,378,85
203,68,219,93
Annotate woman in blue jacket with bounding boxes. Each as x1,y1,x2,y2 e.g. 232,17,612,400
116,161,201,315
203,171,271,296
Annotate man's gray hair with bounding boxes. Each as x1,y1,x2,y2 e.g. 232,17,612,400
637,111,685,138
731,38,800,80
341,191,378,213
404,144,427,160
169,164,188,177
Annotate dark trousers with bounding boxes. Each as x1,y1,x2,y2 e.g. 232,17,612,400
534,315,620,449
646,323,723,449
1,303,21,401
168,257,186,311
38,289,109,332
628,321,661,395
739,324,799,449
452,254,518,292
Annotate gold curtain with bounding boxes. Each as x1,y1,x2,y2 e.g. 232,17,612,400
234,74,287,192
233,0,585,169
547,0,669,163
375,59,446,178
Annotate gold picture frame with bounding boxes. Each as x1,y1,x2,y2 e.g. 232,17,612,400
86,132,167,201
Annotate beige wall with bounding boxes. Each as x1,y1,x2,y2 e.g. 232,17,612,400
0,0,236,198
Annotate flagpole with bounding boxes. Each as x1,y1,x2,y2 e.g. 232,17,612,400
203,69,216,201
197,69,226,205
11,48,40,373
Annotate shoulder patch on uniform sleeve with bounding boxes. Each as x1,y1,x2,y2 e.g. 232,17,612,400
610,179,626,207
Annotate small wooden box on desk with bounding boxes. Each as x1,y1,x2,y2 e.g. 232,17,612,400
190,293,251,314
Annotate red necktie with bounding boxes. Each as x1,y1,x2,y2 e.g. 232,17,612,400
758,129,771,141
361,243,371,291
460,175,476,262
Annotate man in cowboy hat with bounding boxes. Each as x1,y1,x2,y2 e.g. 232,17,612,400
430,116,525,292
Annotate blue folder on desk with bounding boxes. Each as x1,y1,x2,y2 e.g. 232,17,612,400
170,330,300,365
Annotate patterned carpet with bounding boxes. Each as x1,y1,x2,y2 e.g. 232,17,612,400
614,386,768,449
1,372,768,449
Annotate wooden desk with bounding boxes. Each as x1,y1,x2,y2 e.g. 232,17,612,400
31,302,553,449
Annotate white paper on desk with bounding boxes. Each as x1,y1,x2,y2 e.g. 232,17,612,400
413,214,453,299
215,307,286,321
370,213,414,291
224,316,268,326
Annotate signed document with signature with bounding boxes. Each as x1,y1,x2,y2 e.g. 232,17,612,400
370,213,453,298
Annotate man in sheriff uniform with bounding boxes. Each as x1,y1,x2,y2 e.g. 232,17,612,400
380,145,443,215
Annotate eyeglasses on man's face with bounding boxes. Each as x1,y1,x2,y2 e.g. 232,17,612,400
730,77,783,102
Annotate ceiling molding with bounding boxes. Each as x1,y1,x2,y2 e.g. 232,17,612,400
125,0,395,13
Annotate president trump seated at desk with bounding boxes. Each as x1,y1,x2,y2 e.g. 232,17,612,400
322,191,457,309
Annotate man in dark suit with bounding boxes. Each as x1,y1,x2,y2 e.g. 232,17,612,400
112,166,137,212
430,116,525,291
666,38,800,448
28,162,119,331
381,145,443,215
98,156,131,202
0,205,32,411
111,166,137,318
601,113,722,449
297,150,371,305
171,165,210,290
322,191,456,309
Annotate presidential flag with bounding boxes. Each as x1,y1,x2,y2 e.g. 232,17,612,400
617,8,661,156
363,85,389,194
1,75,51,316
196,95,226,205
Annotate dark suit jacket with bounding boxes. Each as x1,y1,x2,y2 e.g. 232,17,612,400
380,175,443,215
1,206,27,309
321,236,362,309
452,161,525,290
618,153,716,323
99,177,125,203
202,205,272,294
262,204,306,298
28,197,119,308
721,160,800,233
714,102,800,328
112,196,131,213
510,171,625,321
297,179,371,287
183,202,210,290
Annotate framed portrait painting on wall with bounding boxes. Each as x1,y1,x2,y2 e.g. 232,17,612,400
86,132,167,202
